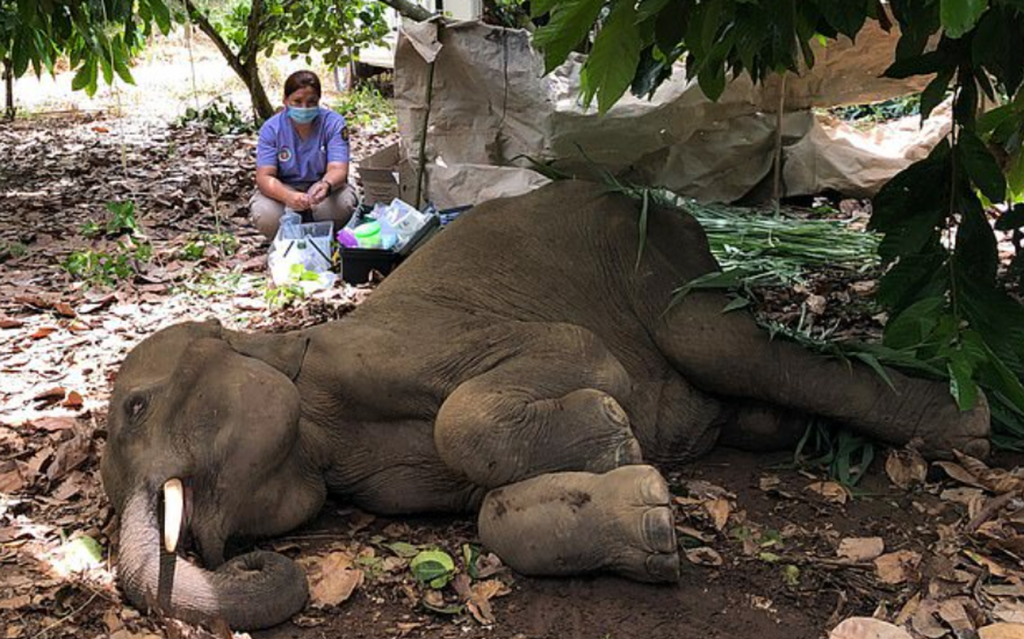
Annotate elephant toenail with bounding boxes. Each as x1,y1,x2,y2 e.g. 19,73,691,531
639,472,669,505
642,508,676,553
645,553,681,583
616,438,644,465
602,397,629,428
963,439,991,460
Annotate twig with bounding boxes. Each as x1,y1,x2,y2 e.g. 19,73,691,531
30,591,100,639
965,490,1021,534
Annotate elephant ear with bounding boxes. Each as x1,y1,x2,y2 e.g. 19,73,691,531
222,329,310,381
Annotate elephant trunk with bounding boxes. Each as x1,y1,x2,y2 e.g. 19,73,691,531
116,489,308,630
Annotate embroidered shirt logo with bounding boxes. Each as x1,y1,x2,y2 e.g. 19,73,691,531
278,147,293,163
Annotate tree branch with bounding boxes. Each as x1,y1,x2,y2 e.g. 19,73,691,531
240,0,265,67
375,0,433,22
182,0,245,78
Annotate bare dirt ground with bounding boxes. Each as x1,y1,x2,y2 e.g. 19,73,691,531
4,36,1024,639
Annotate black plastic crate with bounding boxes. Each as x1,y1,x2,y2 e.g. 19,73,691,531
340,214,441,284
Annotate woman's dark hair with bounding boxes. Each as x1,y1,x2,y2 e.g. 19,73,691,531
283,70,321,99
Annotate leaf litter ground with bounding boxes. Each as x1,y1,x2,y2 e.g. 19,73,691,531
3,114,1024,639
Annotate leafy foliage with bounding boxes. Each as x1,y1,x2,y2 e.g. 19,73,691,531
174,98,257,135
332,85,396,132
212,0,388,69
61,239,153,287
189,0,389,120
533,0,1024,444
0,0,173,99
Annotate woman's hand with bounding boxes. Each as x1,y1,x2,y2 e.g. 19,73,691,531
306,180,330,206
286,191,312,211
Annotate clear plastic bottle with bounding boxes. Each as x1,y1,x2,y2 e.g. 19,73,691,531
280,207,302,227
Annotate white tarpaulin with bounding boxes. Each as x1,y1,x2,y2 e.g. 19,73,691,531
393,19,947,208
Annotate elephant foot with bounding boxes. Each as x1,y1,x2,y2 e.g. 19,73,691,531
562,389,644,473
477,465,679,583
914,389,991,460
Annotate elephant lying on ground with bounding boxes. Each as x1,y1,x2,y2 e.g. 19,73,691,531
100,180,990,629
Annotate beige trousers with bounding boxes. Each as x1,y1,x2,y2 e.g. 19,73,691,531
249,183,359,239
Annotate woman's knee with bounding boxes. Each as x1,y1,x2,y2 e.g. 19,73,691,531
311,184,358,227
250,192,285,239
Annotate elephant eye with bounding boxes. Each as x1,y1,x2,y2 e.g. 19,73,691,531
124,394,148,422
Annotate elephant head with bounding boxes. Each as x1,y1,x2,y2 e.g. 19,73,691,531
100,320,326,629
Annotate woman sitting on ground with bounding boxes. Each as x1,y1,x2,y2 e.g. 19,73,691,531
250,70,358,239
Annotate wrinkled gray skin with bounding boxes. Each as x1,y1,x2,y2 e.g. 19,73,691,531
101,181,991,629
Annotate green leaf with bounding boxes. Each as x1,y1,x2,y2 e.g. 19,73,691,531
816,0,869,38
882,296,946,350
959,128,1007,202
386,542,420,558
721,296,751,313
52,536,104,574
71,60,94,92
581,0,643,113
532,0,605,74
919,66,954,121
948,352,979,410
409,550,455,589
851,352,897,392
940,0,988,38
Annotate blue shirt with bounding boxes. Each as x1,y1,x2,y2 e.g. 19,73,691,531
256,108,350,187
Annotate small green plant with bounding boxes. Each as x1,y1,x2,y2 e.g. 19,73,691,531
174,98,256,135
61,239,152,287
333,85,396,133
79,220,102,238
264,264,325,308
80,201,141,238
179,232,239,261
105,201,141,236
0,241,28,262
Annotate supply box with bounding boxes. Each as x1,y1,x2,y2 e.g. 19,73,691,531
340,213,440,284
357,144,402,206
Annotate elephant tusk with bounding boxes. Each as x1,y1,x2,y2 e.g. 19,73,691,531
162,478,184,553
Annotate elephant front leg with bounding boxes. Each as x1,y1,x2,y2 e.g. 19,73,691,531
477,465,679,582
434,326,643,489
655,291,990,458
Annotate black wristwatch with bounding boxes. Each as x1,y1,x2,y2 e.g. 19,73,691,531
319,179,333,194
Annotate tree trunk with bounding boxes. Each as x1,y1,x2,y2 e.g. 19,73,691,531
183,0,275,121
3,58,13,121
116,489,307,630
376,0,434,22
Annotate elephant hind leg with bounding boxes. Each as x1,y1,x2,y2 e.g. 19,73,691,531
716,400,808,452
477,465,679,583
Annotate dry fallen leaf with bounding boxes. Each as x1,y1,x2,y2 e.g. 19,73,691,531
685,547,723,567
874,550,921,584
838,537,885,563
994,601,1024,624
912,599,949,639
807,481,849,504
704,498,731,531
0,318,25,329
934,461,988,489
62,391,84,409
980,623,1024,639
31,417,76,432
829,617,913,639
29,326,58,340
886,448,928,490
307,552,364,608
938,598,974,635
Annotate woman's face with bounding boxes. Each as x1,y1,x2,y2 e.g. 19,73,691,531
285,86,319,109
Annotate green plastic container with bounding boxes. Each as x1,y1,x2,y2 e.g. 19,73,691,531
354,221,383,248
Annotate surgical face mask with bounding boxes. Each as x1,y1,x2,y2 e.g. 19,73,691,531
287,105,319,124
